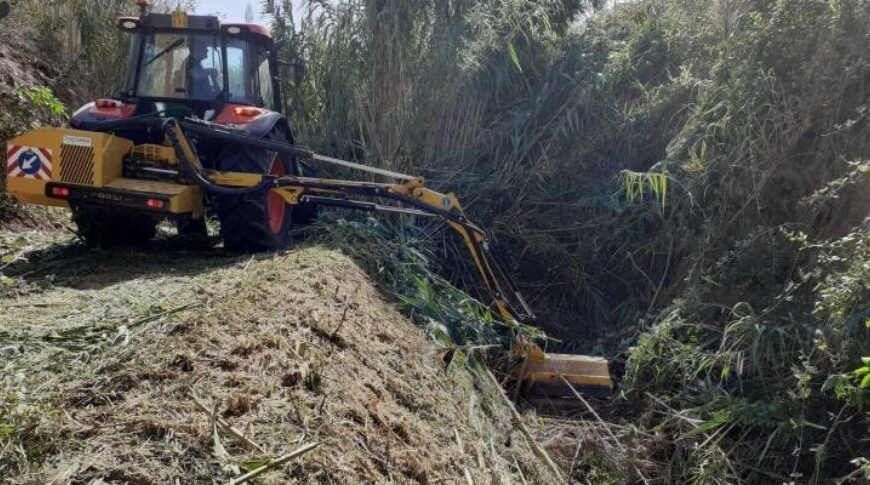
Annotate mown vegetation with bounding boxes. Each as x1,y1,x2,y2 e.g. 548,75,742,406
264,0,870,481
0,0,868,482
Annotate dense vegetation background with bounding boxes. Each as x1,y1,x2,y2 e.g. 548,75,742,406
267,0,870,481
0,0,868,482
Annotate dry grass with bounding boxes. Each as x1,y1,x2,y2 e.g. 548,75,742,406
0,230,558,483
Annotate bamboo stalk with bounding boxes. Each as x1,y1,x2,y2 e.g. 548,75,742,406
559,375,650,485
191,394,267,454
483,368,566,484
228,442,320,485
128,302,202,328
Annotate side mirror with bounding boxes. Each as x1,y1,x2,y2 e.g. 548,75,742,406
0,2,11,21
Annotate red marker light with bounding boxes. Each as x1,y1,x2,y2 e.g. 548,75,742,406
51,186,70,198
95,98,122,109
145,198,165,209
233,106,263,117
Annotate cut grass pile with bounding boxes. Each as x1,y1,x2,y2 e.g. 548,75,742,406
0,229,560,483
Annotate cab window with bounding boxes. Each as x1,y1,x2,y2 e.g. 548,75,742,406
226,38,276,109
257,48,274,110
226,38,257,104
137,32,222,100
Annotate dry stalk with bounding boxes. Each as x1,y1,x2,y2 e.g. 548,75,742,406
191,393,267,454
484,368,566,484
227,442,320,485
330,306,350,338
560,375,650,484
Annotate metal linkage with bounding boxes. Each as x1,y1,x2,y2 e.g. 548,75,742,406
162,117,536,330
179,120,417,182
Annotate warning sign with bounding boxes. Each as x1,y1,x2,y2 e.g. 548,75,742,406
6,145,53,180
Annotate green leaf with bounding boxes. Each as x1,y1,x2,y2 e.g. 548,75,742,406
681,410,731,439
862,357,870,365
240,459,269,471
821,376,835,392
507,41,522,73
0,422,12,439
860,373,870,389
0,275,14,286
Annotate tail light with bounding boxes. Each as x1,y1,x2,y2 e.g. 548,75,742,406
146,198,165,209
234,106,264,117
95,99,123,109
51,186,70,198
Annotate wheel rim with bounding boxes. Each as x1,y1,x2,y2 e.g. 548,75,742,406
267,155,287,235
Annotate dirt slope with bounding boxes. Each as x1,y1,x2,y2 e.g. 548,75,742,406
0,229,556,484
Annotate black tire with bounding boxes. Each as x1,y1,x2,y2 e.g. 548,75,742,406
175,217,211,249
177,217,208,237
71,205,159,247
215,127,303,252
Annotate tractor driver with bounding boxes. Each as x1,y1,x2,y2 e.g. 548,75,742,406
186,39,221,99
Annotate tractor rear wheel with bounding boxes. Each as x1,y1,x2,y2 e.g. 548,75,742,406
215,128,303,252
71,205,159,247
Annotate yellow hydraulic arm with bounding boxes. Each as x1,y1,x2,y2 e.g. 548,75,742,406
166,119,613,395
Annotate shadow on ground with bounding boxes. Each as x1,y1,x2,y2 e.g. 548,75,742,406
2,234,310,291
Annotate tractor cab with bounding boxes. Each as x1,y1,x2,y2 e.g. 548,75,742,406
71,5,281,132
121,11,279,111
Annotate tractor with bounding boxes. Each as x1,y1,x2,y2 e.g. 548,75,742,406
4,1,613,398
48,3,309,250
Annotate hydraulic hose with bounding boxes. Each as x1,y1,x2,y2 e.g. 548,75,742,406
161,118,273,197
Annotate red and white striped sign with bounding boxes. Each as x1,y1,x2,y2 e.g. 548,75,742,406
6,144,53,180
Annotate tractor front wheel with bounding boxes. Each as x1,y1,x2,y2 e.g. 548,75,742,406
215,128,299,252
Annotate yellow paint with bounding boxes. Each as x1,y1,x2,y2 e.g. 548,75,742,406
528,371,614,389
209,171,263,187
164,120,202,171
171,9,188,28
5,127,132,204
273,187,305,204
130,144,178,165
106,178,203,218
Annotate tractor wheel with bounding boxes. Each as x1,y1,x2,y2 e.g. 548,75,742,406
71,205,159,247
215,128,306,252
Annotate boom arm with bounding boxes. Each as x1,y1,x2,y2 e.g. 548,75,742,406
170,118,537,337
165,118,612,394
